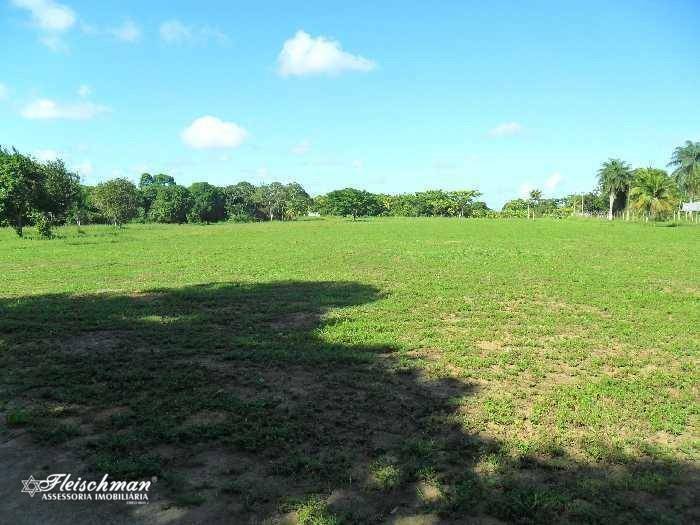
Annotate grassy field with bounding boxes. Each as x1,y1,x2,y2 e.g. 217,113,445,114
1,218,698,524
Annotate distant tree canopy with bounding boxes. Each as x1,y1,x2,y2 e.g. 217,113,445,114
0,147,79,236
630,168,678,219
1,139,696,237
320,188,382,220
188,182,225,224
42,159,81,223
668,141,700,200
139,172,177,219
598,158,634,220
92,178,140,226
224,182,256,222
314,188,486,219
150,185,191,224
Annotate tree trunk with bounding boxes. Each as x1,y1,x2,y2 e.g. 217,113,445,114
608,191,614,220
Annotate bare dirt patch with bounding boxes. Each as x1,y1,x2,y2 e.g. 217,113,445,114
476,340,503,352
63,330,128,354
185,410,228,426
267,311,320,331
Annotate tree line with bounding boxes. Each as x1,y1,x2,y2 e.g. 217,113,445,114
501,141,699,220
0,147,316,237
1,140,698,237
315,189,488,220
0,147,490,238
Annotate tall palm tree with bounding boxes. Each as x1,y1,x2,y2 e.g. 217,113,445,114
629,168,678,220
597,159,633,220
668,140,700,201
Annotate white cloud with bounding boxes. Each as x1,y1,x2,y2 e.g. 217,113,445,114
34,149,60,162
544,171,563,191
489,122,523,137
278,30,376,77
33,151,92,177
159,19,191,43
200,27,229,46
519,183,534,199
11,0,76,51
159,19,229,45
518,172,563,200
111,19,141,43
11,0,76,31
21,98,110,120
77,84,92,97
39,34,68,52
181,116,248,149
0,83,8,100
291,140,311,155
352,159,364,170
74,160,93,176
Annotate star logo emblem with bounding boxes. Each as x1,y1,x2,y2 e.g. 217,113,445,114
21,476,42,497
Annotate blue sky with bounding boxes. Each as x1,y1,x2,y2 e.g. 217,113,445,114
2,0,698,208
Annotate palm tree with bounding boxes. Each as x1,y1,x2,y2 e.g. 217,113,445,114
668,141,700,201
629,168,678,220
597,159,633,220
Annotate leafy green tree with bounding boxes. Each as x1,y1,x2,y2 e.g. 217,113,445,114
528,189,543,218
564,192,607,215
312,194,330,215
630,168,678,219
382,193,419,216
449,190,482,217
152,174,175,186
187,182,225,223
67,185,92,226
150,185,192,223
501,198,529,217
139,173,176,220
414,190,452,216
324,188,381,220
668,140,700,201
139,173,155,187
92,178,140,226
0,148,46,237
30,211,53,239
468,200,491,217
597,159,633,220
223,182,257,221
283,182,312,220
253,182,288,221
42,159,80,223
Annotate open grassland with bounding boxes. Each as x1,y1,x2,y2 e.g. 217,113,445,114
1,218,698,524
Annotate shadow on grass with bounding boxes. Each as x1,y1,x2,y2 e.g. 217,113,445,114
0,281,697,524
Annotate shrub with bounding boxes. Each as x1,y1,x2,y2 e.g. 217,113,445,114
31,212,53,239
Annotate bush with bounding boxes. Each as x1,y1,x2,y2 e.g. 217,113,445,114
31,212,53,239
227,210,256,223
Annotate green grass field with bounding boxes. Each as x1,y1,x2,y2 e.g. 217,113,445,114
1,218,698,524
